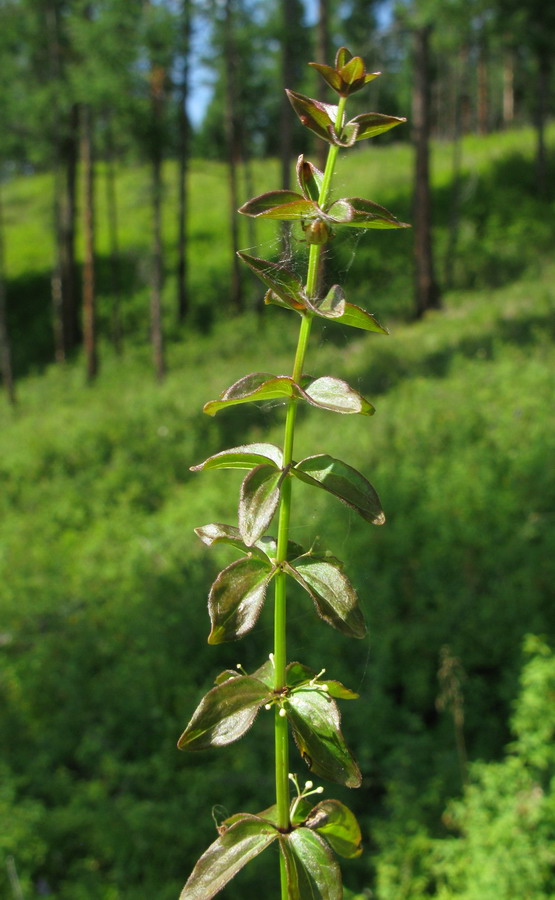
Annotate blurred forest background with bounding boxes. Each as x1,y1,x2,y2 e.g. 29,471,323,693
0,0,554,898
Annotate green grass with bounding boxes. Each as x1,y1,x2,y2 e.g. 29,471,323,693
0,127,554,899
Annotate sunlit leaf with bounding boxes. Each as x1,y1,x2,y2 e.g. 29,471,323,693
310,285,346,318
348,112,406,141
285,661,359,700
331,302,389,333
177,674,272,751
203,373,297,415
323,198,355,223
335,47,351,68
309,46,381,98
293,454,385,525
285,557,366,638
305,799,363,858
332,196,410,229
239,190,316,220
208,556,276,643
286,90,340,144
307,62,342,94
286,688,362,787
195,522,304,564
239,464,284,546
296,155,324,201
195,522,266,562
310,286,387,333
280,827,342,900
180,814,278,900
303,376,374,416
191,443,283,471
237,253,305,307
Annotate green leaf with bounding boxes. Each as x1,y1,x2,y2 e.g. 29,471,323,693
330,302,389,334
191,442,283,471
239,464,284,546
285,557,367,638
239,190,316,220
285,662,359,699
180,814,279,900
293,454,385,525
307,62,343,94
195,522,304,565
309,47,381,97
305,799,363,858
331,196,410,229
323,198,355,223
203,373,298,415
339,54,366,87
296,155,324,201
335,47,351,68
208,556,276,643
286,687,362,787
348,112,406,141
237,253,305,308
280,828,342,900
286,90,340,144
203,373,374,417
310,285,346,318
310,286,388,333
303,376,375,416
177,674,272,751
195,523,266,562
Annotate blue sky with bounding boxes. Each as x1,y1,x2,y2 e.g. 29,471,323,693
186,0,320,127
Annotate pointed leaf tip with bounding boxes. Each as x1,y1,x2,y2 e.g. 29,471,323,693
180,815,278,900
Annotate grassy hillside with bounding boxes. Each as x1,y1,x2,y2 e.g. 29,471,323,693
0,129,554,899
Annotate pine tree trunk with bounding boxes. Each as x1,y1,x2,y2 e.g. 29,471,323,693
443,47,467,288
502,51,515,127
0,185,15,404
535,50,550,197
316,0,331,171
51,168,66,364
45,2,78,360
224,0,242,312
279,0,295,252
412,25,441,319
81,103,97,382
104,116,123,353
177,0,191,324
56,112,79,355
477,42,489,135
150,65,166,381
280,0,294,192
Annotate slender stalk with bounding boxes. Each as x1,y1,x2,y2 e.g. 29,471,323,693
273,96,347,899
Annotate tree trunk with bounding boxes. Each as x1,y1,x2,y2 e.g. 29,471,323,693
0,185,15,404
51,167,66,364
104,116,123,353
45,2,79,360
443,47,467,289
535,50,550,197
477,41,489,135
150,64,166,382
223,0,242,312
316,0,331,171
279,0,295,252
502,51,515,127
176,0,191,324
81,103,97,382
412,25,441,319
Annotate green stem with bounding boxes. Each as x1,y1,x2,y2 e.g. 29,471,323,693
274,95,347,900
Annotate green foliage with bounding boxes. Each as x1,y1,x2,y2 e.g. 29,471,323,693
0,57,554,900
433,636,555,900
